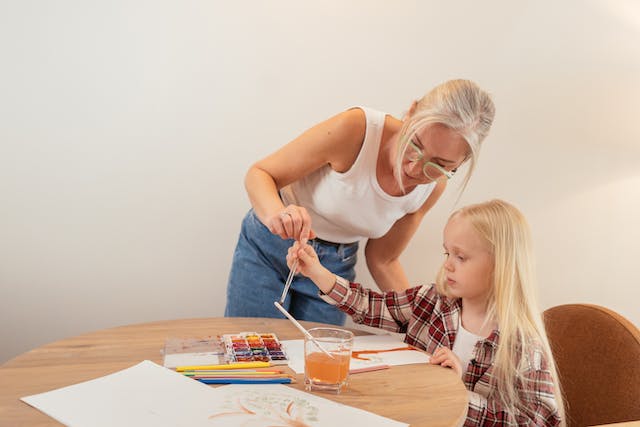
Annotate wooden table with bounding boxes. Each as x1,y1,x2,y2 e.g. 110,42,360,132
0,317,468,427
590,423,640,427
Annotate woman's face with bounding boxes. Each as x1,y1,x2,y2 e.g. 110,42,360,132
401,123,469,185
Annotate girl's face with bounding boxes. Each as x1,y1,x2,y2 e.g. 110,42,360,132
442,214,494,303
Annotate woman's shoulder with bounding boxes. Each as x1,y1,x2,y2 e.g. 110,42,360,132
329,107,403,142
343,106,401,128
319,108,367,145
336,107,367,127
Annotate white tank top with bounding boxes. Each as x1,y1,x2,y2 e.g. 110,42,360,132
279,107,436,243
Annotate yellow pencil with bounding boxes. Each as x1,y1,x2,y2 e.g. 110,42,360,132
182,371,282,376
175,361,270,372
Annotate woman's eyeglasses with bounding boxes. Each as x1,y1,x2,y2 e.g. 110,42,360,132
407,139,457,180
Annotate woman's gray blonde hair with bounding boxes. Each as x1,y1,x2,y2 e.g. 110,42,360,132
395,79,496,193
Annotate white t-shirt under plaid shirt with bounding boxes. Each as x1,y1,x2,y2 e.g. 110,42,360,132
453,317,483,374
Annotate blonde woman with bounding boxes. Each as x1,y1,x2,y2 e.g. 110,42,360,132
287,199,564,425
225,79,495,325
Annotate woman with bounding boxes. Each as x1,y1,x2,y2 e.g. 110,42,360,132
225,79,495,325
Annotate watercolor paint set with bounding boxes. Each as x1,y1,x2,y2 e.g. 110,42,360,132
222,332,289,365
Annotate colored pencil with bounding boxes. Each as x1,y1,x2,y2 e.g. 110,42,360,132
193,375,291,380
185,372,287,376
197,377,292,384
175,361,270,372
182,370,283,376
180,368,282,372
349,364,390,374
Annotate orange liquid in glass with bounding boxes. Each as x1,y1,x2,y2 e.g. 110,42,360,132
305,352,351,384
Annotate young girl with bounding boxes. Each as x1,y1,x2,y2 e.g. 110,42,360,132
287,199,564,426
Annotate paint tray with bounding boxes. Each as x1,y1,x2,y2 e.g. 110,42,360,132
221,332,289,365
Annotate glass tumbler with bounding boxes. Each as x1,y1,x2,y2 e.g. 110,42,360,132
304,327,354,393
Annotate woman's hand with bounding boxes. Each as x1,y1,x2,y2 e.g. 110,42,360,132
286,242,335,294
266,204,316,244
430,346,464,378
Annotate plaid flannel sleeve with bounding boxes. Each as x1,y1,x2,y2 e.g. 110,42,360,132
319,278,424,333
465,357,562,426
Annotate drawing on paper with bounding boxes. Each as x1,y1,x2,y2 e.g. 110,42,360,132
208,389,319,426
351,346,415,361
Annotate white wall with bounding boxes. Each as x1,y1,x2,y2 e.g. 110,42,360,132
1,0,639,363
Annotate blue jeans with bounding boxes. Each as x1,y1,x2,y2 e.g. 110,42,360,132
224,209,358,326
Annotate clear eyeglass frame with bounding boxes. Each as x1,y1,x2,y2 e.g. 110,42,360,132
407,139,456,180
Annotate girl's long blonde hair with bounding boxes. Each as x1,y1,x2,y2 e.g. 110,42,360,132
436,199,565,423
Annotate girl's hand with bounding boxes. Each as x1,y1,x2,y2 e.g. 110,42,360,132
286,242,335,293
429,346,464,378
266,204,316,244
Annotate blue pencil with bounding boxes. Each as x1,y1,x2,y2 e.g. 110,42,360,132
197,377,292,385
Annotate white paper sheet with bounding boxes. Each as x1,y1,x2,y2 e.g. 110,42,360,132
21,361,221,427
208,384,408,426
21,360,408,427
281,334,431,374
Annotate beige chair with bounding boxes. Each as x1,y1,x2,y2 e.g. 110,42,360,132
543,304,640,427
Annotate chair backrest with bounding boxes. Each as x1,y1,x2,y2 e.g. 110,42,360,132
543,304,640,427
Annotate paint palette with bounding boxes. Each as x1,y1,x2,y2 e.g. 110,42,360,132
222,332,289,365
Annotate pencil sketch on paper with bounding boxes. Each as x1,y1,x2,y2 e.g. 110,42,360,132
208,389,318,426
351,346,415,361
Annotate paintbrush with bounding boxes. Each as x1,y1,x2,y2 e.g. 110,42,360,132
273,301,335,359
279,259,298,304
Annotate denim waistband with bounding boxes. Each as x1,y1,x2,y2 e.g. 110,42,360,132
312,237,358,248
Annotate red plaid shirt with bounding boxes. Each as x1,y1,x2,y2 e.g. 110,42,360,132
321,280,562,426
